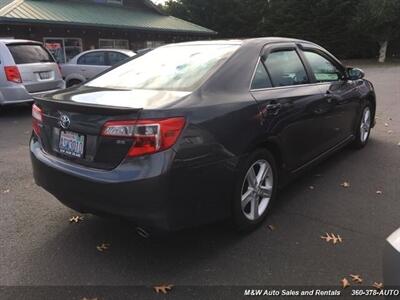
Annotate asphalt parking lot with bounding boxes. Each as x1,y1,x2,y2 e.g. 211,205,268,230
0,62,399,300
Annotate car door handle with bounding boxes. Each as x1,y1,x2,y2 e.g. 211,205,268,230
326,97,334,104
265,103,282,115
325,93,342,104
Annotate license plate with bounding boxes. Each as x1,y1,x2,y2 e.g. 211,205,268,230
39,71,51,80
59,131,85,158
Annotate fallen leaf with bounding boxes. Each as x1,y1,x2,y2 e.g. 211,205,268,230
268,224,276,231
341,181,351,188
96,243,110,252
69,216,84,223
153,284,174,294
2,189,10,194
376,190,383,195
372,282,384,290
350,274,363,284
321,233,343,245
341,278,350,289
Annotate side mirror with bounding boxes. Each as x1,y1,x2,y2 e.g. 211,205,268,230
347,67,365,80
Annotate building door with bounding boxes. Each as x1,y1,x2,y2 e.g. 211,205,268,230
44,38,65,63
44,38,83,63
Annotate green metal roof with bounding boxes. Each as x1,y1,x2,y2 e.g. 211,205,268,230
0,0,14,8
0,0,216,35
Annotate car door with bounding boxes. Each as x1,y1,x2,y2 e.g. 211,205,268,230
300,46,361,149
77,51,108,80
250,43,334,171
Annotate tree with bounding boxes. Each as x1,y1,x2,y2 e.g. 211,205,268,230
162,0,268,38
161,0,397,60
352,0,400,62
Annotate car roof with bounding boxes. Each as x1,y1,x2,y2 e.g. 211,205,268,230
164,37,319,48
77,49,136,56
0,39,43,45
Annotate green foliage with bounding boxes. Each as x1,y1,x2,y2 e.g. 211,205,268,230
352,0,400,42
162,0,400,59
163,0,268,38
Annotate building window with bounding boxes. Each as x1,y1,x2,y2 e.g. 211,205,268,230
99,39,129,49
43,37,83,63
145,41,165,49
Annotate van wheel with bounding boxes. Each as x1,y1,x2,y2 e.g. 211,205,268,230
351,102,372,149
67,79,82,88
232,149,278,231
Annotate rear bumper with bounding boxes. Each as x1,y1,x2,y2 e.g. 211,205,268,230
30,137,177,231
0,82,65,105
30,132,237,231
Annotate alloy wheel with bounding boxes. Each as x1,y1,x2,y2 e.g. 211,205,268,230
360,107,371,143
241,160,273,221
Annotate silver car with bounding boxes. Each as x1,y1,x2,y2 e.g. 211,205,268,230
0,39,65,106
60,49,136,87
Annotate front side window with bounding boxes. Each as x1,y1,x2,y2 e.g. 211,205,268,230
264,50,308,87
86,44,240,92
251,61,272,90
303,51,342,82
7,44,54,64
78,52,106,66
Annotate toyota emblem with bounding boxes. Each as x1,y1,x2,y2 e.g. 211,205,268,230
59,114,71,129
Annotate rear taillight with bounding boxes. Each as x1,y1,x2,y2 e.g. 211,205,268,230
101,117,186,157
4,66,22,83
32,104,43,136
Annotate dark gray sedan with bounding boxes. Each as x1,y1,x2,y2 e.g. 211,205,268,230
30,38,376,233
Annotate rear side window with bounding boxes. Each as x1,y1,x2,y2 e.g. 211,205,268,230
251,61,272,90
303,51,342,82
7,44,54,64
264,50,308,87
108,52,128,66
78,52,106,65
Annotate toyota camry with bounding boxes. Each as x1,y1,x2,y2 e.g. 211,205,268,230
30,38,376,232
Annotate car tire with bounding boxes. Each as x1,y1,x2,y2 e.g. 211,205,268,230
351,101,372,149
232,149,278,231
67,79,82,88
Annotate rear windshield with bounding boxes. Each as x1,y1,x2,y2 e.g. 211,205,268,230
7,44,54,64
86,44,240,92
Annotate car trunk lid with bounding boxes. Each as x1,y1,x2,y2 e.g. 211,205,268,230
34,96,142,170
33,87,190,170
